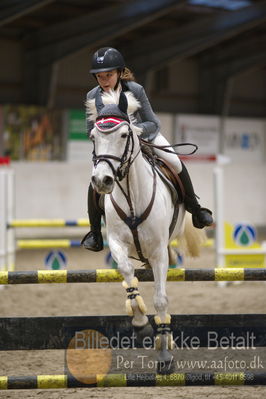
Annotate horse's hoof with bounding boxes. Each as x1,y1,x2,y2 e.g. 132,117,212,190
157,350,175,375
157,358,175,375
133,322,154,347
132,314,149,328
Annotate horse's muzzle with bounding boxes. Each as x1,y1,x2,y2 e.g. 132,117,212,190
91,174,114,194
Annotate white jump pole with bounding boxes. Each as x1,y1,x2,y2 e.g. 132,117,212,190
0,170,7,272
214,164,224,269
214,155,230,288
7,169,15,271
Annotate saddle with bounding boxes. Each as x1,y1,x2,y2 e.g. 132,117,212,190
140,142,185,205
156,158,185,203
140,143,186,240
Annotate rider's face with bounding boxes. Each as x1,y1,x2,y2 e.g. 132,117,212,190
96,70,119,92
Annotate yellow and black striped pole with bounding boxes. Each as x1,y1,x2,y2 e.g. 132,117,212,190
8,219,90,228
0,268,266,285
0,372,265,389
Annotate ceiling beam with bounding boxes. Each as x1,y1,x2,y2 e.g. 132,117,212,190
219,46,266,79
199,32,266,67
23,0,186,104
25,0,186,65
125,1,266,73
198,40,266,114
0,0,55,28
199,35,266,81
213,48,266,116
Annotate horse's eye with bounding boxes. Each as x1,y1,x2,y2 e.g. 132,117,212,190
121,133,128,139
90,134,95,142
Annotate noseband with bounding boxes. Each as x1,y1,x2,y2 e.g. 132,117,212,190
92,120,137,181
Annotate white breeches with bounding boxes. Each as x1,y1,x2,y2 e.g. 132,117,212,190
152,133,182,174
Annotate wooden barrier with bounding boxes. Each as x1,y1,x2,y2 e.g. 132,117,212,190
1,314,266,350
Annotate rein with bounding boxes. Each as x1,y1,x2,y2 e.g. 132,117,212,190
139,138,198,156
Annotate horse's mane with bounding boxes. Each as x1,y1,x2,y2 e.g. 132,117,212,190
86,90,143,135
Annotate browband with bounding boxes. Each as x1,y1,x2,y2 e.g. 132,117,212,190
95,117,129,133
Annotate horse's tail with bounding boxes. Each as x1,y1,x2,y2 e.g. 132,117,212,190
178,212,207,258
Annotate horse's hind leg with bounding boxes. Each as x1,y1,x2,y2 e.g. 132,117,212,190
151,247,175,374
152,247,170,325
109,238,148,327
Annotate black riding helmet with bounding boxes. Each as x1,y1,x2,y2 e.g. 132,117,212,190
90,47,125,74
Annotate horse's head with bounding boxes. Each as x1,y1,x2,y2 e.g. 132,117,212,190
91,91,137,194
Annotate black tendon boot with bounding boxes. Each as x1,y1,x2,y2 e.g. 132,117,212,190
80,184,103,251
179,162,213,229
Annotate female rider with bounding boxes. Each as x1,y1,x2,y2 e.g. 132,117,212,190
81,47,213,251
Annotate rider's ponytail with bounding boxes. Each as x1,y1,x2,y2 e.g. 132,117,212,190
121,67,135,82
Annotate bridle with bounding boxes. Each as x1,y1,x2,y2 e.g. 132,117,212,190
92,120,139,181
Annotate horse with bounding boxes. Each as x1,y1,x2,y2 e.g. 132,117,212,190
87,89,205,373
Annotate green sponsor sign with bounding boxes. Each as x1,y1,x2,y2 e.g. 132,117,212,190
68,109,87,140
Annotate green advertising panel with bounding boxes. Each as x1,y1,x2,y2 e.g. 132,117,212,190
68,109,87,141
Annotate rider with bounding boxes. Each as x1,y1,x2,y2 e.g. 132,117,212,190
81,47,213,251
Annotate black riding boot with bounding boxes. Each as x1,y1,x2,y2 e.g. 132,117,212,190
80,184,103,251
179,162,213,229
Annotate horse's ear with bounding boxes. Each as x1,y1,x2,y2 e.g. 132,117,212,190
95,87,104,113
118,92,128,115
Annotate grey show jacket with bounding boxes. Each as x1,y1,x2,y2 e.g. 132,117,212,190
86,80,160,142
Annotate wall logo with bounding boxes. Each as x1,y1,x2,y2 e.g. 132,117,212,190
45,250,67,270
225,222,264,268
233,224,256,247
226,132,260,150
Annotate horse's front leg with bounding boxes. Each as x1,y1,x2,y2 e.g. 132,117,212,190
109,237,148,327
150,245,174,373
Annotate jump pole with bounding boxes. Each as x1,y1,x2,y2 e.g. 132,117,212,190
8,219,90,227
0,171,7,273
16,239,82,249
0,372,266,389
1,267,266,284
0,168,15,272
214,160,228,287
6,169,15,271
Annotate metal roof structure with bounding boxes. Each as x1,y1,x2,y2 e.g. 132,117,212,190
0,0,266,113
